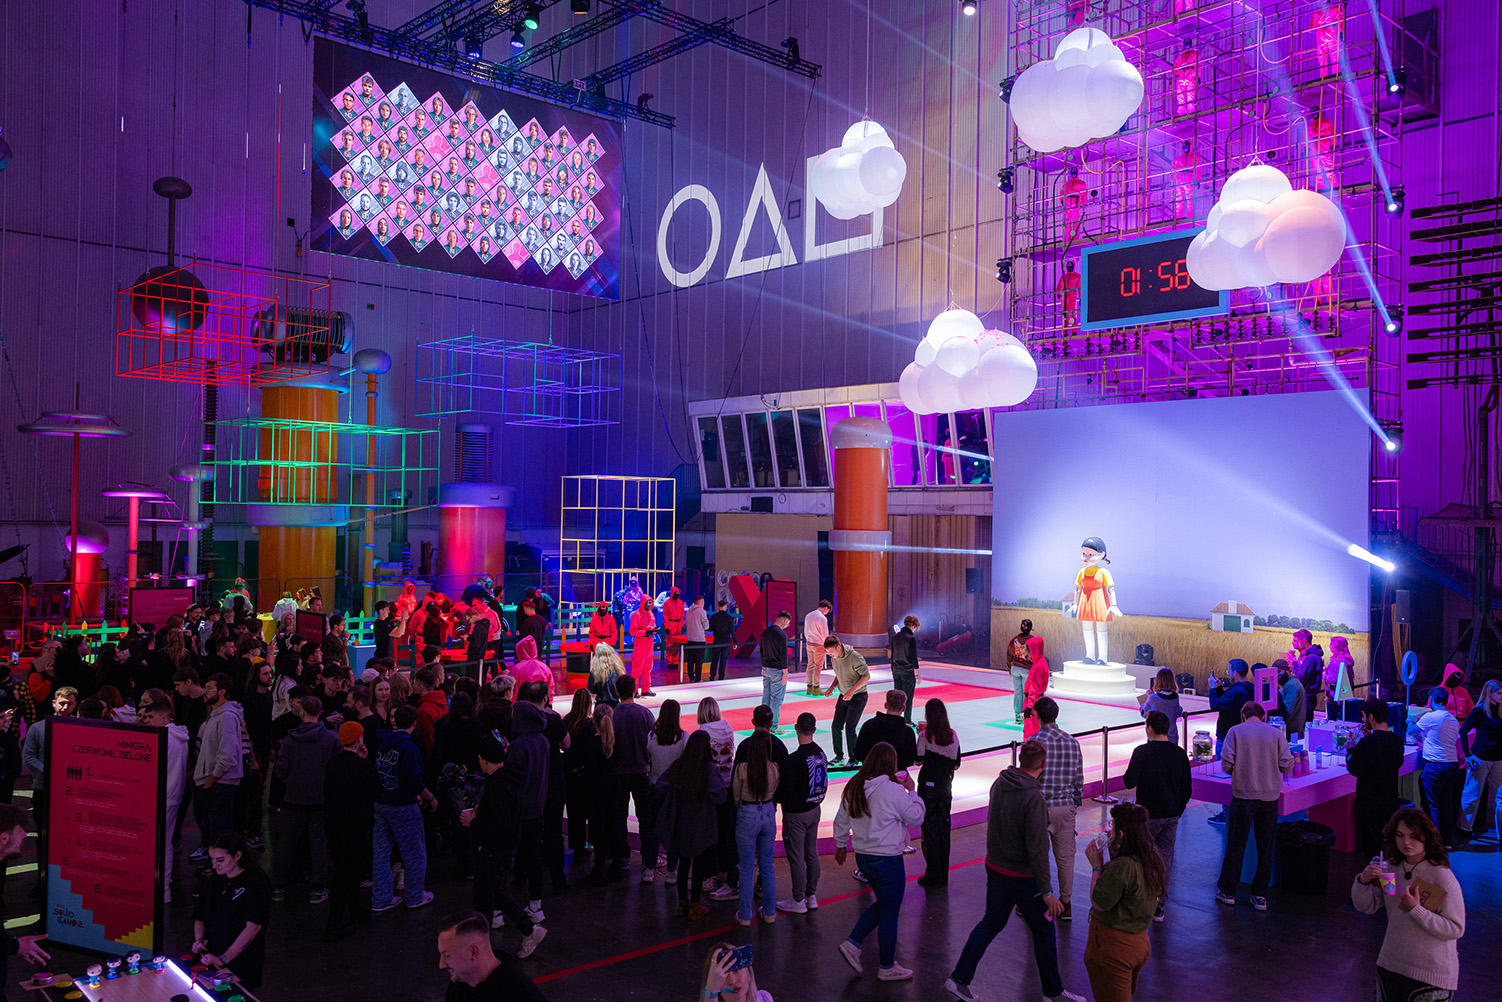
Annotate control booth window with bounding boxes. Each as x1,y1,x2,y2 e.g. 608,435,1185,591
770,410,801,488
698,416,726,489
954,410,992,485
797,409,830,488
720,415,751,489
745,412,776,489
884,403,922,487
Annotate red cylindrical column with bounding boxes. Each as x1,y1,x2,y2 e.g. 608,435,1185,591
829,417,891,647
437,483,514,597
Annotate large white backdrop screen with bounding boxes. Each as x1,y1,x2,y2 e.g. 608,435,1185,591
990,391,1370,630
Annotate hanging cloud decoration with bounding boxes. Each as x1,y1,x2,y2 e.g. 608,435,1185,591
809,121,908,220
1008,27,1145,153
899,309,1038,415
1186,163,1347,291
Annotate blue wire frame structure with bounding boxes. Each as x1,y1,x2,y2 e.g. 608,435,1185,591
417,334,621,428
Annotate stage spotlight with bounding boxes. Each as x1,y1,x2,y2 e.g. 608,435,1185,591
961,0,979,14
462,36,481,59
523,5,541,30
996,258,1012,283
997,167,1015,193
572,0,590,12
1380,424,1403,453
1347,542,1396,573
1382,306,1403,335
510,28,526,49
347,0,371,41
637,92,654,114
781,37,800,66
1385,186,1405,214
1386,67,1406,96
999,75,1015,102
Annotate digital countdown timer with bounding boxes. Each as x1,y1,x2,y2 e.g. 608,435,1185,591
1080,228,1227,331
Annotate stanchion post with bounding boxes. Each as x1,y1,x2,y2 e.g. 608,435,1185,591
1094,726,1119,803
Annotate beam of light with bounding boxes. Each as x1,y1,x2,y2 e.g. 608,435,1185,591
1361,0,1400,91
1258,291,1396,450
1336,46,1395,203
889,432,994,463
1347,542,1395,573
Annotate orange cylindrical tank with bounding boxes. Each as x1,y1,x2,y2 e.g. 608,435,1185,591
830,417,891,647
437,483,515,597
250,386,343,608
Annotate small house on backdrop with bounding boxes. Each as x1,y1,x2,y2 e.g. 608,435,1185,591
1210,600,1256,633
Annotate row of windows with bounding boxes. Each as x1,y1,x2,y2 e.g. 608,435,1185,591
696,401,994,492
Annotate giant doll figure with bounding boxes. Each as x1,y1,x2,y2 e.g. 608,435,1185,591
1311,3,1345,78
1059,260,1081,332
1172,37,1200,116
629,596,657,696
1069,536,1122,665
1172,140,1205,219
1060,166,1088,243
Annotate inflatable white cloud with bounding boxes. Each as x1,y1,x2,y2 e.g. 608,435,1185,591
899,308,1038,415
1186,163,1347,291
1009,27,1145,153
809,121,908,220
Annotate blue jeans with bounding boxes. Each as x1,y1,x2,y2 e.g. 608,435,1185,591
736,802,777,921
952,867,1063,995
849,853,906,969
761,670,786,727
1011,669,1029,718
372,802,427,908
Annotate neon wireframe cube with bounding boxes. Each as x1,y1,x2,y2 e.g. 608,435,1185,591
418,335,620,428
559,475,675,613
116,262,342,387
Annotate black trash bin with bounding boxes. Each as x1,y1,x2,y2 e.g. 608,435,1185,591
1277,820,1337,895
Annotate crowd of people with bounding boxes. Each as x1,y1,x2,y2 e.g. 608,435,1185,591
0,593,1480,1002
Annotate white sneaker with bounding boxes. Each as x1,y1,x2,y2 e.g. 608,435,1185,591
641,868,655,883
1047,992,1087,1002
518,925,547,959
664,868,678,885
901,844,917,854
776,897,806,914
838,940,863,972
524,903,546,923
708,885,739,901
852,868,869,884
945,978,981,1002
878,963,913,982
805,893,819,910
702,876,723,893
491,911,506,929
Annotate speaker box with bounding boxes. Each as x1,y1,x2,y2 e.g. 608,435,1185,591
749,496,774,513
965,568,984,594
1395,589,1411,625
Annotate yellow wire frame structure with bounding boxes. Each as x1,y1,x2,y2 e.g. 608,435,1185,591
559,475,676,638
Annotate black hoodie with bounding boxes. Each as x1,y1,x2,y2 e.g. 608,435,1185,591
984,767,1053,895
508,700,550,820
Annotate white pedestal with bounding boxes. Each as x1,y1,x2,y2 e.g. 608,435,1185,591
1050,659,1141,697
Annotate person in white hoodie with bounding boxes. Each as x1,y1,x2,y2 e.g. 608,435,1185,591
832,741,925,982
139,698,189,900
695,698,740,899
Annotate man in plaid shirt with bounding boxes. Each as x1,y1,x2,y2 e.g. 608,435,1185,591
1031,697,1083,920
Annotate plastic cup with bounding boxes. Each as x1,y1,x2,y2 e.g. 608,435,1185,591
1376,868,1398,895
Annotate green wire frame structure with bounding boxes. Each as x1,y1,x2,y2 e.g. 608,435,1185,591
559,475,675,622
417,334,621,428
207,417,440,509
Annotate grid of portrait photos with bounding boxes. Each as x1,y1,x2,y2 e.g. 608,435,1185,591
327,73,607,280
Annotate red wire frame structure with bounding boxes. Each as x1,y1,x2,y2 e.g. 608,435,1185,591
116,262,341,388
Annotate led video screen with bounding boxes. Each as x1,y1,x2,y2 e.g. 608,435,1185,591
312,38,620,299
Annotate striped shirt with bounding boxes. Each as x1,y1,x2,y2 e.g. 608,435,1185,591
1035,723,1084,807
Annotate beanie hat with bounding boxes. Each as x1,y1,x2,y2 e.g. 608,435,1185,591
359,667,381,684
337,722,364,746
479,731,509,763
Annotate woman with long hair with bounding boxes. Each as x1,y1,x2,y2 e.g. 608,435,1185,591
1083,802,1166,1002
192,831,272,990
1353,807,1465,1002
642,699,686,883
658,730,726,919
695,697,738,898
916,698,961,886
1458,679,1502,840
388,671,414,709
586,704,623,883
562,689,597,859
832,742,925,980
1138,668,1184,741
588,643,625,707
700,942,768,1002
733,730,780,925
